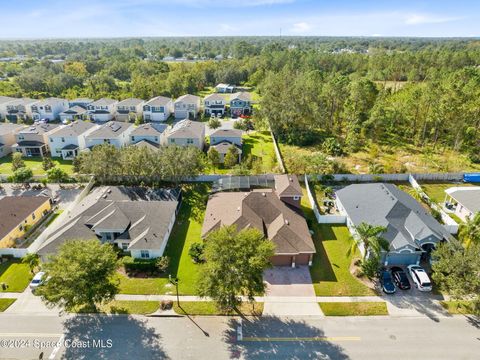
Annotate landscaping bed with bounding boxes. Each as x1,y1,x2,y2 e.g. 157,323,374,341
173,301,263,316
319,302,388,316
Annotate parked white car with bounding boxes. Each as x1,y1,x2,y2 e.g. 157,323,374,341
407,265,432,292
29,271,46,291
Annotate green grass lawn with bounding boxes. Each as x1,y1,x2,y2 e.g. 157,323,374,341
242,131,277,173
75,300,160,314
440,300,477,315
319,302,388,316
173,301,263,316
0,298,16,312
300,189,376,297
420,182,475,204
0,155,74,176
0,260,32,292
118,183,210,295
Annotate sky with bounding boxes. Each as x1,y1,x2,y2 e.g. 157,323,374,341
0,0,479,38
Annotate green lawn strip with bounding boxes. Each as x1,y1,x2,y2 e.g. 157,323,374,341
117,184,210,295
440,301,477,315
420,183,474,204
75,300,160,315
0,260,33,292
242,131,276,173
319,302,388,316
0,298,16,312
173,301,263,316
0,155,74,176
300,188,375,297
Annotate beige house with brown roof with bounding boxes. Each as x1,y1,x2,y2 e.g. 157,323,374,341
202,175,315,267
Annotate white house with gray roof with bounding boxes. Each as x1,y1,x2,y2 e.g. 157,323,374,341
69,98,94,109
204,93,226,116
142,96,173,122
4,98,39,122
0,96,15,120
87,98,118,122
174,94,201,120
444,187,480,222
130,123,168,150
48,120,98,159
0,123,26,158
30,97,69,121
85,121,134,149
37,186,180,260
13,123,60,157
163,119,205,149
115,98,145,122
59,106,88,122
336,183,451,266
209,128,243,163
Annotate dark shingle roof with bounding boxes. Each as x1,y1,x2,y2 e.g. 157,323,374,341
211,141,242,155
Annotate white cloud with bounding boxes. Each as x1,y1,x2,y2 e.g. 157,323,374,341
291,22,312,33
404,13,464,25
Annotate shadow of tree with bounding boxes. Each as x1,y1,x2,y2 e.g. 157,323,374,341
62,315,169,359
224,316,349,360
386,294,452,322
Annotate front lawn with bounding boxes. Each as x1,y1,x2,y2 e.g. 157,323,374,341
0,298,16,312
242,131,277,173
300,189,376,296
440,301,477,315
0,155,74,176
319,302,388,316
0,260,32,292
117,183,210,295
173,301,263,316
75,300,160,315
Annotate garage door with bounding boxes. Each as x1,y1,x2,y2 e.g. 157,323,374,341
385,253,420,266
271,255,292,266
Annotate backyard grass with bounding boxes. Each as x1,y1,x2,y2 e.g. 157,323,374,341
0,155,74,176
0,298,16,312
300,189,376,297
242,131,277,173
117,183,210,295
0,260,32,292
319,302,388,316
420,182,475,204
440,301,477,315
173,301,263,316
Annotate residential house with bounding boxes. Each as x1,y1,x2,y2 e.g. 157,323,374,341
69,98,94,109
37,186,180,260
163,119,205,149
174,94,201,120
0,196,51,250
204,93,226,116
215,83,235,93
30,97,69,121
48,120,98,159
0,123,26,158
130,123,168,150
229,92,252,118
336,183,451,266
0,96,15,120
115,98,145,122
87,98,118,122
444,187,480,222
202,174,316,267
59,106,88,122
4,98,38,122
209,128,243,163
143,96,173,122
13,123,60,157
85,121,134,149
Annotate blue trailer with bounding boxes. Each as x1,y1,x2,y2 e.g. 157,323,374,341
463,173,480,183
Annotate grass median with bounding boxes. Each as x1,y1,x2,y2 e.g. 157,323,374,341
0,298,16,312
319,302,388,316
173,301,263,316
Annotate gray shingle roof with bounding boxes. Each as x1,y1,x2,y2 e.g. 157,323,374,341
89,98,117,106
0,96,15,105
204,93,225,102
446,187,480,214
130,123,167,137
18,123,59,135
175,94,200,104
37,186,179,255
87,121,132,139
210,128,242,138
336,183,451,251
133,139,160,150
116,98,144,107
274,175,302,197
0,123,25,136
211,141,242,155
230,92,251,102
144,96,172,107
60,106,88,116
166,119,204,139
50,120,95,137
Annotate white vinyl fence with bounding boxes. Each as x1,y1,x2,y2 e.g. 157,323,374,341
303,175,346,224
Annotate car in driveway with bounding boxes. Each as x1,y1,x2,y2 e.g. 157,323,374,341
407,265,432,292
381,270,396,294
391,267,411,290
29,271,46,291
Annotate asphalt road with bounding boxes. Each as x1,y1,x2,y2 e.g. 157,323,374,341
0,314,479,360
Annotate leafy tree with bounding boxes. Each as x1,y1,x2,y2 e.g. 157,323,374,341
459,212,480,249
207,147,220,172
197,225,274,310
9,167,33,183
188,242,205,263
156,256,170,273
208,117,221,130
36,239,119,312
46,167,69,183
22,253,40,274
223,145,239,168
11,152,25,172
432,240,480,314
42,157,55,171
159,145,205,185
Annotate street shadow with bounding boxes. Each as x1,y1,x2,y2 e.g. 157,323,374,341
385,293,451,322
224,316,350,360
61,315,169,360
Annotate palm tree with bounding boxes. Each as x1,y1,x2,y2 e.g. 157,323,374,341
349,222,389,259
459,212,480,249
22,253,40,274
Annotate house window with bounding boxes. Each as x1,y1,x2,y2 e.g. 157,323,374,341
121,243,128,250
105,233,112,241
140,250,150,259
170,139,175,144
131,136,135,142
154,136,158,142
32,213,36,220
50,138,53,142
19,135,24,140
187,138,194,144
61,137,65,143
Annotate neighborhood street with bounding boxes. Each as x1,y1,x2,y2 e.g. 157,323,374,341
0,313,479,360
